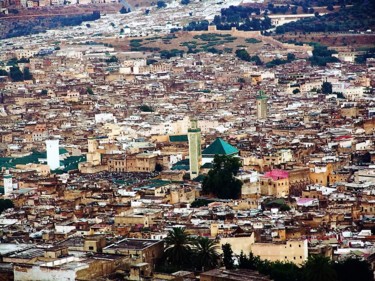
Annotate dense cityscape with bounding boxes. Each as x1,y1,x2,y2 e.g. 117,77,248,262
0,0,374,280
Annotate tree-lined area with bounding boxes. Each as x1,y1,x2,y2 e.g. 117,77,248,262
158,230,373,281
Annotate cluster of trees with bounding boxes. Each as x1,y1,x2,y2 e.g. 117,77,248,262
157,0,167,9
212,6,272,31
275,0,374,33
321,81,333,94
235,49,263,65
225,249,373,281
181,0,190,5
355,47,375,64
105,56,119,63
184,6,273,32
223,243,373,281
159,228,373,281
129,39,160,52
309,44,339,66
139,104,154,112
119,7,131,14
265,3,315,15
159,49,184,59
0,199,13,214
7,66,32,81
266,53,296,68
159,228,219,272
183,20,210,31
202,155,242,199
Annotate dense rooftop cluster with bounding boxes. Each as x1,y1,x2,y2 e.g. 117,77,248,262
0,0,374,280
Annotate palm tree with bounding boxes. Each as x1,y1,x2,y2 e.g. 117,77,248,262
302,255,337,281
193,237,220,271
164,227,192,268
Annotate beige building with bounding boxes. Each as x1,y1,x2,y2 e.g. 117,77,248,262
251,240,308,265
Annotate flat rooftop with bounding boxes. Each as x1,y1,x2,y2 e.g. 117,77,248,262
104,238,162,251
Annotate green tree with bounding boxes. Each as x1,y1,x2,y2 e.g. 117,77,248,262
327,4,334,11
302,255,337,281
164,227,192,268
0,69,8,76
9,66,24,82
202,155,242,199
23,67,32,80
106,56,119,63
120,6,130,14
293,89,300,94
0,199,14,214
181,0,190,4
238,251,260,270
155,163,163,172
86,87,94,95
41,89,48,95
333,258,373,281
193,237,219,271
157,0,167,8
222,243,234,269
321,82,333,94
287,53,296,61
139,104,154,112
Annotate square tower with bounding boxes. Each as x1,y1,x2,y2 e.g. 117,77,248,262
188,119,201,179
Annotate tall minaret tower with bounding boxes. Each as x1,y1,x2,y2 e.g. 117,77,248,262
188,119,202,180
3,170,13,196
87,137,101,166
256,90,268,120
46,139,60,170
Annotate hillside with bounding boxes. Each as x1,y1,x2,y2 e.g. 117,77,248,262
275,0,375,33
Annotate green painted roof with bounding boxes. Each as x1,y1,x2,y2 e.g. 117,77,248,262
171,159,189,171
202,138,238,156
169,135,188,142
0,151,85,172
59,148,69,154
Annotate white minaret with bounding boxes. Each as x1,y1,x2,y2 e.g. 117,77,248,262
46,139,60,170
3,171,12,196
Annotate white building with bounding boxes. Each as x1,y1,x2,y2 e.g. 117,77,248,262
3,171,12,196
46,139,60,170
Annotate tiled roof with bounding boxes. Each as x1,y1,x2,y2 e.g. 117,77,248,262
169,135,188,142
202,138,238,156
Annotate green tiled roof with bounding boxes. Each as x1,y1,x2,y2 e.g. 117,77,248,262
59,148,69,154
202,138,238,156
54,155,86,174
171,159,189,171
0,151,46,169
0,150,85,172
169,135,188,142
